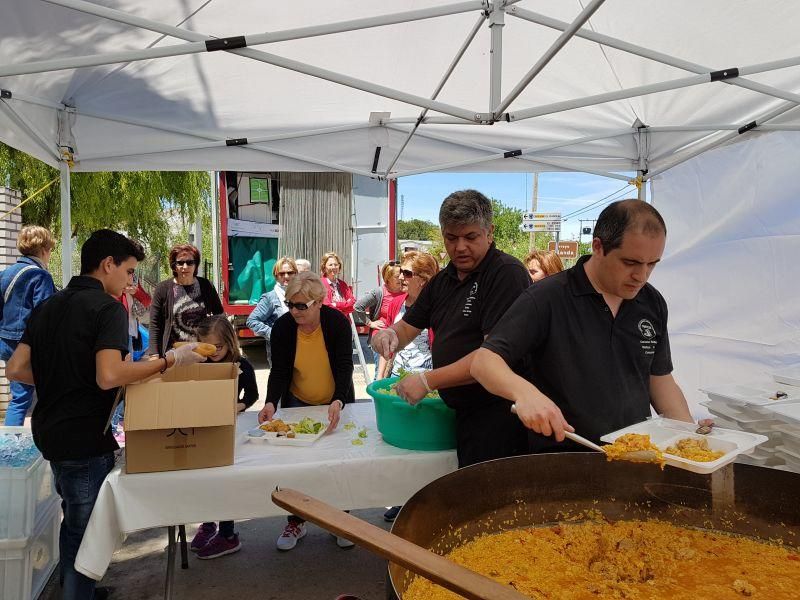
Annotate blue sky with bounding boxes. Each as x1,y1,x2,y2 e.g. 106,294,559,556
396,172,640,241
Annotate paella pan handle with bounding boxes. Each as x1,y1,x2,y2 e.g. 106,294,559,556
271,488,531,600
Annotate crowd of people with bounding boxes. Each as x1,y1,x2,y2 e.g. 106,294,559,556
1,188,702,600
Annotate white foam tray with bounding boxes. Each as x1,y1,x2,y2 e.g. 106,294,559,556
766,403,800,425
246,406,329,446
601,417,767,475
702,381,800,406
771,365,800,387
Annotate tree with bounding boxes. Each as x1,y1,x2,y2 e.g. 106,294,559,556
0,142,210,261
396,218,438,241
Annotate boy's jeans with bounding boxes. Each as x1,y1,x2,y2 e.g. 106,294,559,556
51,453,116,600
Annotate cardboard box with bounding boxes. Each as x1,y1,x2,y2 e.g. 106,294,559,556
123,363,238,474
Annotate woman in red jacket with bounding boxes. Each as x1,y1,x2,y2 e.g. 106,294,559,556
320,251,355,317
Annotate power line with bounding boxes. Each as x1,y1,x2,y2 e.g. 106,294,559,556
562,184,633,220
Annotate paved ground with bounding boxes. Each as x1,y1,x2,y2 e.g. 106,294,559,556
42,345,399,600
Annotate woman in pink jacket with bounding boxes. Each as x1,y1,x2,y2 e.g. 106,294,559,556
320,251,355,317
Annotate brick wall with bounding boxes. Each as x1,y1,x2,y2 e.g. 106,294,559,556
0,187,22,421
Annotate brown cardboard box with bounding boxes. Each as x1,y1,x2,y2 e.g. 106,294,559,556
124,363,238,474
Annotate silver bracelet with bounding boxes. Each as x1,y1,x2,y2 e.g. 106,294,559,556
419,371,434,394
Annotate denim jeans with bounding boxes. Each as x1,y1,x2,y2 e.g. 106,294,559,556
0,337,35,426
51,453,116,600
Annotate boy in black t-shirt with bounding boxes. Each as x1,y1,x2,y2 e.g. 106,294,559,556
6,230,206,599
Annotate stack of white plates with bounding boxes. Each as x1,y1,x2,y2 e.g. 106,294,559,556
700,371,800,471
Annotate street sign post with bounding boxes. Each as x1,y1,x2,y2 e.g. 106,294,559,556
548,240,579,259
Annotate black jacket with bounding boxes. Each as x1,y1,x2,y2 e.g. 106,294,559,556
265,304,355,407
147,276,224,356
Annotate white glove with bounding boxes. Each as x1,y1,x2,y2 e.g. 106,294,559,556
371,328,399,360
167,343,207,367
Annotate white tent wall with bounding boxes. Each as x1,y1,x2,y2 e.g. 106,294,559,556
650,131,800,417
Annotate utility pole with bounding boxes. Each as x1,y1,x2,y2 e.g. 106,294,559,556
529,172,538,251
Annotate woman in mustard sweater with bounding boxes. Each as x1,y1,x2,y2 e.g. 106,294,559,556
258,271,355,552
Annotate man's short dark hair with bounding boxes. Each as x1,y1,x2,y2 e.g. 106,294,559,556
80,229,145,275
439,189,493,231
593,199,667,254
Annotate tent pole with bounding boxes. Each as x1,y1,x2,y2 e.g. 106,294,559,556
508,6,800,108
507,73,709,122
507,52,800,122
645,103,800,179
0,101,60,161
71,108,376,177
489,3,505,111
388,123,636,160
387,126,633,181
59,162,72,287
209,172,219,290
384,15,485,176
493,0,606,116
78,123,372,161
37,0,485,123
44,0,485,47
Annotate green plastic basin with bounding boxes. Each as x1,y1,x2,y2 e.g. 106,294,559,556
366,376,456,451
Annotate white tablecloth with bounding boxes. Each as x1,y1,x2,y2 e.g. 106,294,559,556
75,402,457,580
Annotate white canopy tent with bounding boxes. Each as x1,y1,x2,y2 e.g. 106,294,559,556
2,0,799,410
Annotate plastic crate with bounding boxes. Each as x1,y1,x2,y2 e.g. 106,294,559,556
0,428,56,541
0,500,60,600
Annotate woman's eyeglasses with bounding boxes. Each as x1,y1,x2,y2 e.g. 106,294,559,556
285,299,315,311
400,269,415,278
278,271,297,277
173,259,196,267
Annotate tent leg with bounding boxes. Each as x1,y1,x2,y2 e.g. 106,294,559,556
59,161,71,287
209,171,220,290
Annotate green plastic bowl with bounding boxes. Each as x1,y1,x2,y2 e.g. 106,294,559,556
366,376,457,451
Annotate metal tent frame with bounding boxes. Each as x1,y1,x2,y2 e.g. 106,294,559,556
3,0,800,284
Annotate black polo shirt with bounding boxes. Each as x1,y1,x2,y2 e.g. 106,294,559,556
404,244,531,411
22,276,129,461
482,255,673,451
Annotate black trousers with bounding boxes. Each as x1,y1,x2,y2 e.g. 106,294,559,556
454,401,529,468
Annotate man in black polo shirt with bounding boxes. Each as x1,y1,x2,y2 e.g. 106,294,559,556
372,190,532,467
6,229,206,600
471,199,693,452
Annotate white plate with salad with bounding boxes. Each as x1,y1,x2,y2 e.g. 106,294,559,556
247,406,329,446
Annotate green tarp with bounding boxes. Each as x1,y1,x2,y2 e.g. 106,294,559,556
228,236,279,304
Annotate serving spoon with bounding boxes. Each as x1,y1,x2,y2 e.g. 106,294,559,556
510,404,661,463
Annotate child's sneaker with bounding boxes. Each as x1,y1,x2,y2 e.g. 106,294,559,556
276,521,306,551
190,523,217,552
196,533,241,559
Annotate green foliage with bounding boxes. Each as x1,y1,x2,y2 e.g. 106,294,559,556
489,199,553,262
0,142,210,261
396,218,438,241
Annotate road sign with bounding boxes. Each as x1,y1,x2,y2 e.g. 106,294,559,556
520,220,561,232
548,240,579,259
522,211,561,222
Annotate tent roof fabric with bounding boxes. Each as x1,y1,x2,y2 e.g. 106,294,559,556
2,0,800,177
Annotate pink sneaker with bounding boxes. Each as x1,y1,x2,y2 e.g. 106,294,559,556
196,533,241,559
190,523,217,552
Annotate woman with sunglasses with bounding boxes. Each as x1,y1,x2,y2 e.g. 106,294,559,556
354,261,405,373
258,272,355,552
148,243,224,357
246,256,298,365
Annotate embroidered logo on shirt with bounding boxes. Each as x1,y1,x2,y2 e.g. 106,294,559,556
638,319,655,339
462,282,479,317
638,319,657,356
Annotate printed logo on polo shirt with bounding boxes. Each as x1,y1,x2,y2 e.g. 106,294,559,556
638,319,657,355
462,282,479,317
